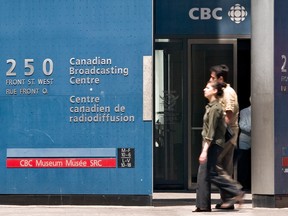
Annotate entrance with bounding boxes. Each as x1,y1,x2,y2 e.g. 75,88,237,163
154,39,251,190
188,39,237,188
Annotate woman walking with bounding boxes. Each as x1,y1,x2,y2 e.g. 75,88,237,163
193,81,244,212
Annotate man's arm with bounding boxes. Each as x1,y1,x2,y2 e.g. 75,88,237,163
225,110,233,124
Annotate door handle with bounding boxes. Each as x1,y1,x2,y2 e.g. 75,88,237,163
191,127,202,130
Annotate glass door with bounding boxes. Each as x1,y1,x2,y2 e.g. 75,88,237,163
154,40,185,189
187,39,237,188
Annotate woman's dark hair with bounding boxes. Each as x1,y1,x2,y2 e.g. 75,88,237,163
209,81,226,97
209,64,229,81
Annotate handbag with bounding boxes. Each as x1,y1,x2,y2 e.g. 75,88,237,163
225,126,234,142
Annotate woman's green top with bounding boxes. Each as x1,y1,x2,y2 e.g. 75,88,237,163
201,100,226,148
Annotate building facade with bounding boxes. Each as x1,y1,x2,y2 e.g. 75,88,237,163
0,0,288,208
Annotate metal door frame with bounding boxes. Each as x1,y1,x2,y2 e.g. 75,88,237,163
153,40,186,189
187,39,237,189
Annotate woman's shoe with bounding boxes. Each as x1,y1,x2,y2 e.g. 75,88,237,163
215,203,234,210
192,207,212,212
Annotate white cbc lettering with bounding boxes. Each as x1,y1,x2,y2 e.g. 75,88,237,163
189,7,222,20
20,160,33,167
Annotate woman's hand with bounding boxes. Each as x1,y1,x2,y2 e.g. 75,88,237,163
199,140,210,164
199,151,207,164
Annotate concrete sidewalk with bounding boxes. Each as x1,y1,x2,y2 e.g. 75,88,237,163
0,193,287,216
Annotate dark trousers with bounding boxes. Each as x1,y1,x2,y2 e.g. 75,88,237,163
196,144,242,209
237,148,251,190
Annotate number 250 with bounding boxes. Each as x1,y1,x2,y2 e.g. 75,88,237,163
6,58,53,76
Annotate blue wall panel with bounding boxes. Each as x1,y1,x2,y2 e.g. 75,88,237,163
274,0,288,194
0,0,152,195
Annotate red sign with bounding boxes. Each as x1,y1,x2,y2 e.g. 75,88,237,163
282,157,288,167
7,158,116,168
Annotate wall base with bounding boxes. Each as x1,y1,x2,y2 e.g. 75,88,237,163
253,194,288,208
0,194,152,206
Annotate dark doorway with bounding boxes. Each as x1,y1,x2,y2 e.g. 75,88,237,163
188,39,237,187
154,40,186,190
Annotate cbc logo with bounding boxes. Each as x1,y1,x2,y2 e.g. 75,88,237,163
228,4,248,24
189,8,222,20
189,4,248,24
